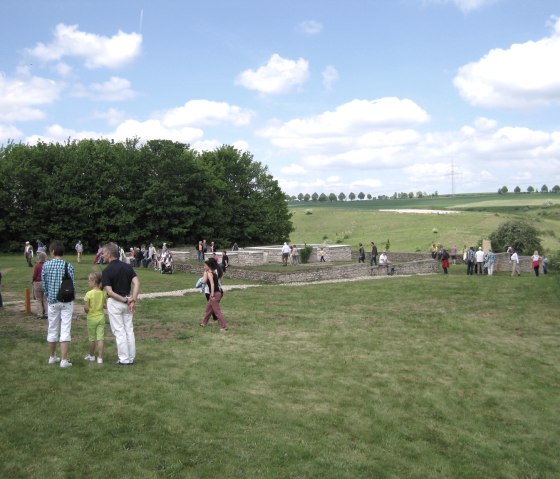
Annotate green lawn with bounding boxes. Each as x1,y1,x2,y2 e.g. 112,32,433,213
288,194,560,254
1,253,559,478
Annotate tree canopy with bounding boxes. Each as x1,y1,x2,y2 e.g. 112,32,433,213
488,220,543,255
0,140,292,251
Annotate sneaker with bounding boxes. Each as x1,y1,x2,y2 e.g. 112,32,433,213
116,360,132,366
220,328,229,333
96,357,103,364
84,354,96,362
60,359,72,368
48,356,60,364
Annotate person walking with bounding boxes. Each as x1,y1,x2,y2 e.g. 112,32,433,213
32,251,48,319
199,258,228,331
511,250,521,276
42,240,75,368
358,243,366,263
101,242,140,365
466,247,475,275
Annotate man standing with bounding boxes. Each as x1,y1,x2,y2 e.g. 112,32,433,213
511,250,521,276
370,242,378,266
281,242,291,266
42,240,75,368
475,247,485,275
24,241,34,267
466,247,475,275
101,242,140,365
75,240,83,263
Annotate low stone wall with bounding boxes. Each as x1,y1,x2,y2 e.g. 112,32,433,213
174,258,438,284
170,244,352,265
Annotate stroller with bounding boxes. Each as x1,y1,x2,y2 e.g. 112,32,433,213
160,251,174,274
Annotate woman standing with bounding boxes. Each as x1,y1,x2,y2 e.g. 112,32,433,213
441,248,450,274
531,251,541,276
32,251,48,318
199,258,228,331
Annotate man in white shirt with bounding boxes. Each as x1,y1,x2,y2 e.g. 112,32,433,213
475,247,485,275
511,250,520,276
281,242,291,266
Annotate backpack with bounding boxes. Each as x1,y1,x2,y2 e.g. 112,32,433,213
57,262,75,303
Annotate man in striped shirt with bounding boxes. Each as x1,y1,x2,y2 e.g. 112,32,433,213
42,240,75,368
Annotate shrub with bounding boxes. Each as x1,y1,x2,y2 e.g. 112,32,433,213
488,220,543,255
300,244,313,263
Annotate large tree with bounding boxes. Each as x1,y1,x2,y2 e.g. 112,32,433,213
0,140,292,250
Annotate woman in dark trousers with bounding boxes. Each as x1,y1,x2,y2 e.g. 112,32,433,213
199,258,228,331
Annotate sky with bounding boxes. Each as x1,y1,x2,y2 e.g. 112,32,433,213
1,0,560,197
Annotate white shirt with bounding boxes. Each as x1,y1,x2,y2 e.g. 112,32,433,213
281,243,291,254
511,252,519,264
379,253,388,265
475,250,485,262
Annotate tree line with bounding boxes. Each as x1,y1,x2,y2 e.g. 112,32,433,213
0,139,293,252
287,191,438,202
498,185,560,194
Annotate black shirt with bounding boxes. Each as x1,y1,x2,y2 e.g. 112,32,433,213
102,260,137,296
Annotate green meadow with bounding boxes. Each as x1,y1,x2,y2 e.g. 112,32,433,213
288,193,560,253
1,193,559,478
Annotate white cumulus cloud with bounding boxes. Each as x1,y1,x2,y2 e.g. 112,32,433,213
27,23,142,69
73,76,137,101
160,100,254,127
235,53,309,95
454,17,560,108
0,74,62,122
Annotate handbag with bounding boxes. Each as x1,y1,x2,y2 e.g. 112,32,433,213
57,262,75,303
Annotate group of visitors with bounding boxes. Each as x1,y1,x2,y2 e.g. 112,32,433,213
24,241,140,368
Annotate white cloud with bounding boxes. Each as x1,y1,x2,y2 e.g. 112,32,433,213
258,98,429,151
0,74,62,122
297,20,323,35
113,119,203,143
0,124,23,142
281,163,307,175
322,65,339,90
27,23,142,69
93,107,128,126
54,62,73,77
73,76,137,101
454,17,560,108
72,77,137,101
160,100,254,127
235,54,309,95
350,178,383,189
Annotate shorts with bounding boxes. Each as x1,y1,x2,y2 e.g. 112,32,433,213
87,315,106,342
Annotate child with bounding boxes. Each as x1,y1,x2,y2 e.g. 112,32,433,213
83,271,107,364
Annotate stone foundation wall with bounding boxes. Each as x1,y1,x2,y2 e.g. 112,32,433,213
174,258,438,284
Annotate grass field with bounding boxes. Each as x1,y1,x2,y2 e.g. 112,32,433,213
1,250,559,478
288,193,560,254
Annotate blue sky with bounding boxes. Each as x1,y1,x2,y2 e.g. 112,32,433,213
1,0,560,196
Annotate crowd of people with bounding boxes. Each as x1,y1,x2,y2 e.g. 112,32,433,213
11,238,232,368
2,236,551,369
